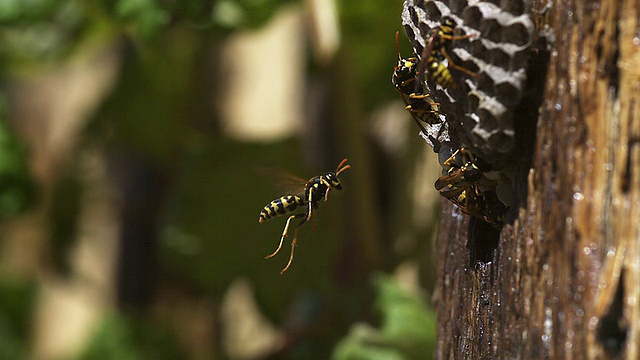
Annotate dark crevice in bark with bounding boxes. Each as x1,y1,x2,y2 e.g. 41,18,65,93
509,45,551,223
598,270,628,356
467,217,500,265
606,8,621,96
621,134,639,194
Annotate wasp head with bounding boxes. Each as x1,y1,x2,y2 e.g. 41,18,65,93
394,31,418,78
324,158,351,190
324,172,342,189
395,58,416,77
440,16,456,30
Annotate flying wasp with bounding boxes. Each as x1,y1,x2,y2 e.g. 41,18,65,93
416,16,479,90
259,159,351,274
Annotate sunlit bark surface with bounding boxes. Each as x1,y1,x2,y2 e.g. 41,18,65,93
434,0,640,358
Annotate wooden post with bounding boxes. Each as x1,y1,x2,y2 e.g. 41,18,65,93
432,0,640,358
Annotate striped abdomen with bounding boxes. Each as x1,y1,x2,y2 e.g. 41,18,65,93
428,60,455,89
405,95,439,124
259,195,305,222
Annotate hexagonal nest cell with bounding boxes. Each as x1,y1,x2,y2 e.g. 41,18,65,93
402,0,534,167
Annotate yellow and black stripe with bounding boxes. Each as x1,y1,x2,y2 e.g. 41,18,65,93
432,17,457,54
452,188,506,229
416,16,478,90
259,195,305,223
427,60,455,89
404,93,440,124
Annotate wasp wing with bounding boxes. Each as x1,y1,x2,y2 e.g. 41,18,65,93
255,166,308,197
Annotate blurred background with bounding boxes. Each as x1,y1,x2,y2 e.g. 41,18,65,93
0,0,443,358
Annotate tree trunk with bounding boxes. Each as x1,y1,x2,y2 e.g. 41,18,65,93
403,0,640,358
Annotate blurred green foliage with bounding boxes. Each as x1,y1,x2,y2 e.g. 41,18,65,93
211,0,298,29
0,0,83,67
49,173,82,276
111,0,169,37
0,98,36,219
0,0,436,358
0,0,301,70
339,0,413,111
0,279,37,360
77,314,186,360
333,275,437,360
0,0,408,110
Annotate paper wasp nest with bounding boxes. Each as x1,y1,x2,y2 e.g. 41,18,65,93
402,0,534,167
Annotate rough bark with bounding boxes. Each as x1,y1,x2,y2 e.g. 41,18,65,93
434,0,640,358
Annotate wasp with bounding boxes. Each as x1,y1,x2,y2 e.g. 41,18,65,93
449,187,507,228
434,147,490,198
434,147,506,227
392,31,419,95
392,31,441,139
259,159,351,274
416,16,479,89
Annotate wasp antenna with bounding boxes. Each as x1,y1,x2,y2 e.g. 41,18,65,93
337,164,351,175
440,48,479,78
416,31,437,78
335,159,351,175
395,31,402,60
335,158,348,171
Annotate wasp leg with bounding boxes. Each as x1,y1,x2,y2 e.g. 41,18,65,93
306,189,316,220
321,178,332,201
280,228,299,274
406,104,440,123
397,92,430,135
280,214,311,274
440,48,479,78
443,148,462,167
407,93,429,100
265,213,306,260
442,147,475,167
439,33,476,42
407,93,440,108
399,77,416,89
